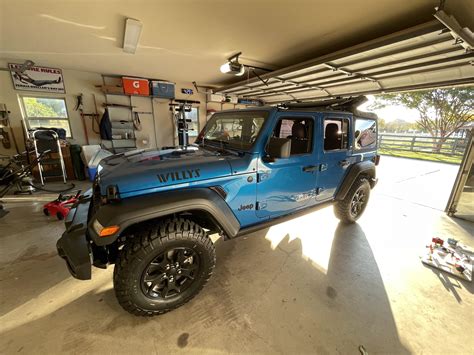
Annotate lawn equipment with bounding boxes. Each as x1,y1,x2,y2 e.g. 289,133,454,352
43,190,82,220
0,150,75,219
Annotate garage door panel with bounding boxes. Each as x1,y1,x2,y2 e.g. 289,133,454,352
216,20,474,103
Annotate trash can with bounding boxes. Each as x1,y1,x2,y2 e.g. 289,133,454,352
69,144,86,181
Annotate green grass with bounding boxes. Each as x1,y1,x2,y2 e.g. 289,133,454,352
379,149,462,165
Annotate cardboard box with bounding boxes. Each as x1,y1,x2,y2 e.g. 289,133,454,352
122,77,150,96
207,93,225,102
226,95,238,104
101,85,124,95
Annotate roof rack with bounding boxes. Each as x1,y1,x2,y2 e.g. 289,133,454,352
278,95,366,109
277,95,378,119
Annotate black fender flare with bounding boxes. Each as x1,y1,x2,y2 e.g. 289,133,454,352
89,188,240,246
335,161,376,201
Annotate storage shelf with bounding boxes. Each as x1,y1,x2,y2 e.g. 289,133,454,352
105,105,135,109
103,92,176,100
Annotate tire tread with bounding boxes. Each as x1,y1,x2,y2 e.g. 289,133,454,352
114,217,215,316
334,178,370,224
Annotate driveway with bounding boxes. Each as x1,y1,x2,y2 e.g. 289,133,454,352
375,156,460,211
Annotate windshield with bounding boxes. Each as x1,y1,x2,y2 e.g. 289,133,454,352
197,111,268,151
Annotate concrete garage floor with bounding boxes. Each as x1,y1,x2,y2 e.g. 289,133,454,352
1,156,473,354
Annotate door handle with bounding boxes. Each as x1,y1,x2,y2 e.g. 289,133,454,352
303,165,317,172
339,159,350,167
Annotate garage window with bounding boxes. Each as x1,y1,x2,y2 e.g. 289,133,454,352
187,107,199,137
354,118,377,150
20,96,72,137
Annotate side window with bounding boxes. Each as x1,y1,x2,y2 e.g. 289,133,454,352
324,118,349,151
272,117,313,155
354,118,377,150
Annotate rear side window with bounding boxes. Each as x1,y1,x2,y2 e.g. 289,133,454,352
354,118,377,150
324,118,349,151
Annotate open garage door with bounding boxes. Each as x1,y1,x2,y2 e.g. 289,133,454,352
215,18,474,104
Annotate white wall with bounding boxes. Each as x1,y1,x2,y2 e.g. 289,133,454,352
0,59,213,156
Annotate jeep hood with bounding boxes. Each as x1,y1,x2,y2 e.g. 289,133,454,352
97,148,232,195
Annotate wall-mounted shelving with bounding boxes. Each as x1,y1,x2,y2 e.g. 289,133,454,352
101,74,138,153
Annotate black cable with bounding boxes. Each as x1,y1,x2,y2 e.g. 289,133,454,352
27,181,76,193
251,68,270,87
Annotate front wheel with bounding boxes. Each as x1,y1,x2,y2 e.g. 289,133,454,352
114,218,216,316
334,178,371,223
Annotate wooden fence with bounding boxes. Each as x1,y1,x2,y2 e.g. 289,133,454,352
378,134,468,156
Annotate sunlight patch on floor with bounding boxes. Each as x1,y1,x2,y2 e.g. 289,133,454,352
264,207,339,274
0,272,111,334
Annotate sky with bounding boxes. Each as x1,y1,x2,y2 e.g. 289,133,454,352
358,95,420,123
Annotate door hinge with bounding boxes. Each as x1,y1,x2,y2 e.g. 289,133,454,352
256,201,267,210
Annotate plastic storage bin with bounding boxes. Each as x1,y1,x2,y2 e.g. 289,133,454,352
88,166,98,181
122,77,150,96
151,81,175,99
87,149,113,181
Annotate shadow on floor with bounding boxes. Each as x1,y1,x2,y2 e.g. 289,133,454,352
325,223,409,354
0,202,71,317
0,221,410,353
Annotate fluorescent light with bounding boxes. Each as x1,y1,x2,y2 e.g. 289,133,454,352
123,18,143,54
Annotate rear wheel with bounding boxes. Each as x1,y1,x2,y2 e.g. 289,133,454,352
334,178,370,223
114,218,216,316
56,212,64,220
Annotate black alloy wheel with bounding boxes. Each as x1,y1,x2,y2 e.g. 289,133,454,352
350,188,367,218
113,218,216,316
141,247,200,299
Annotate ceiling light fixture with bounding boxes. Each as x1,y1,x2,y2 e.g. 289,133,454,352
220,52,245,76
123,18,143,54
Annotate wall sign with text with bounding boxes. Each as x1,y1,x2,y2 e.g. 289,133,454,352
9,63,65,93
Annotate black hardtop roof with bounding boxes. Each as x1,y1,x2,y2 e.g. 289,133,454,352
215,96,378,120
277,96,378,119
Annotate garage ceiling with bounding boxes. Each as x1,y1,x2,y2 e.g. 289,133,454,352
0,0,473,86
215,20,474,103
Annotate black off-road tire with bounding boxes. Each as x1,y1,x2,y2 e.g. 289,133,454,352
114,218,216,316
334,178,371,224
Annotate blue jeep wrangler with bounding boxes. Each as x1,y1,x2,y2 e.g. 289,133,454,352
57,96,379,316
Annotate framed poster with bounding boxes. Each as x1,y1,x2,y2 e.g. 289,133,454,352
9,63,65,93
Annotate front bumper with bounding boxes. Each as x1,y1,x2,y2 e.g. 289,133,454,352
56,199,92,280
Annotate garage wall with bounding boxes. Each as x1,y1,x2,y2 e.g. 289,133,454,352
0,59,209,155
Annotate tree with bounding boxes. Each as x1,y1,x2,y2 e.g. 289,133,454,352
372,88,474,151
378,118,386,131
23,97,57,117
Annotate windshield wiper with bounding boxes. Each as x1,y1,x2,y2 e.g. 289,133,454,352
205,139,241,156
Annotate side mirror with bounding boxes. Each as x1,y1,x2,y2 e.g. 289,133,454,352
265,137,291,161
